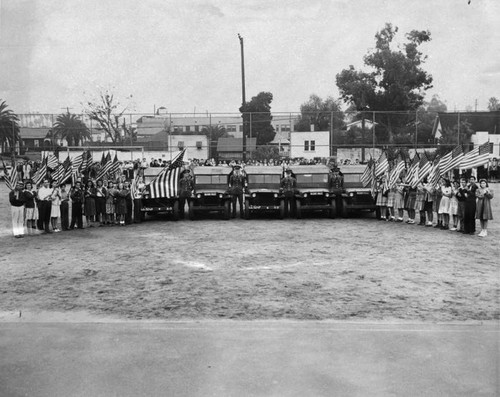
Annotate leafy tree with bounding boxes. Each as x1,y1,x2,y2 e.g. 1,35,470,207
487,97,500,111
83,89,133,143
51,112,91,146
0,100,21,155
414,95,448,144
437,121,474,156
336,23,433,143
239,92,275,146
294,94,344,132
252,145,280,161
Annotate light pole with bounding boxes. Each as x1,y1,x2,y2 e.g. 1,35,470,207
238,33,247,161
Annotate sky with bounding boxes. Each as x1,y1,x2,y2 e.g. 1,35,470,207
1,0,499,115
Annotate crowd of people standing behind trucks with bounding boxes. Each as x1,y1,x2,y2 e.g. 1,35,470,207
7,155,495,238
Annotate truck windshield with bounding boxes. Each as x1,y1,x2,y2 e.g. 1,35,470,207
343,174,361,183
196,175,228,184
248,175,281,184
296,174,328,184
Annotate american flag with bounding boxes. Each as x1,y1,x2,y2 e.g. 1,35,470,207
95,152,113,181
80,150,92,173
374,151,389,177
437,150,452,177
106,153,122,178
439,146,463,176
427,161,441,188
405,153,419,184
46,154,59,170
148,149,186,199
411,151,432,188
72,153,84,172
60,163,73,185
32,158,48,186
360,157,374,187
130,170,142,199
388,155,406,188
3,159,18,190
50,163,65,184
460,142,491,170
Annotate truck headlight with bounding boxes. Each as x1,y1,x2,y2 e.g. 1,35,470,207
349,192,354,197
274,193,278,198
197,194,201,199
325,193,330,197
219,193,223,198
251,193,256,198
303,193,308,198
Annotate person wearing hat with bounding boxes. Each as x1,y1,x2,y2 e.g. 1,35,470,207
280,168,297,217
229,164,246,218
178,168,194,219
9,181,27,238
37,178,53,233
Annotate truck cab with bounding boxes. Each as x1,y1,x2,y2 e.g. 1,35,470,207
189,166,232,220
140,167,180,221
339,165,377,217
244,166,284,219
290,165,336,218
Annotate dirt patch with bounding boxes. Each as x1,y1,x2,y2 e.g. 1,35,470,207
1,184,499,321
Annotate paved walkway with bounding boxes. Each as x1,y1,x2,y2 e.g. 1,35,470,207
0,318,498,396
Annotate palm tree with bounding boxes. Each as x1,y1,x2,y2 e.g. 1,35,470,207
0,100,21,155
52,112,91,146
202,125,229,159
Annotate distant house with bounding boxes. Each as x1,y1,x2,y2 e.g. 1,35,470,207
433,111,500,157
217,137,257,161
19,127,51,152
289,131,330,159
136,131,208,160
269,129,290,157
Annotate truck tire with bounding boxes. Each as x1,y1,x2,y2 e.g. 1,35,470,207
223,201,231,220
188,201,195,220
172,200,180,221
295,199,302,219
244,199,250,220
341,198,349,218
329,199,336,219
279,199,285,219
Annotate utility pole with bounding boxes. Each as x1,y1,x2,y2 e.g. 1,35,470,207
238,34,247,162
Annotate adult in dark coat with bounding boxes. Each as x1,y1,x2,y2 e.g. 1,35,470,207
280,168,297,218
463,176,478,234
229,165,246,218
69,181,85,229
178,169,194,219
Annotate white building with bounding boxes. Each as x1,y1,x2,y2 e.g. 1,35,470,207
290,130,330,159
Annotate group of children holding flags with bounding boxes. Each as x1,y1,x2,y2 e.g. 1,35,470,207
364,143,494,237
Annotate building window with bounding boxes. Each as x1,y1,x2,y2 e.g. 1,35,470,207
281,125,290,132
195,125,199,133
226,125,236,133
310,140,315,151
304,141,309,151
196,141,202,149
239,125,243,132
185,126,191,133
34,140,39,148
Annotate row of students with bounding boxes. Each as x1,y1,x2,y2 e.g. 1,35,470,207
375,175,494,237
8,178,145,237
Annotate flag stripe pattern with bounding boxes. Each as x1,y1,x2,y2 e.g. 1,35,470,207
360,159,374,187
388,157,406,188
440,146,463,175
411,152,432,188
460,142,491,170
32,159,48,186
148,149,186,199
3,161,18,190
374,151,388,177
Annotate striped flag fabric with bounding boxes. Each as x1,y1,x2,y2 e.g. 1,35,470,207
130,170,142,199
96,152,113,181
405,153,419,184
412,152,432,188
46,154,59,170
148,149,186,199
374,151,389,178
360,158,374,187
437,150,452,177
72,153,84,172
60,163,73,185
51,164,65,184
460,142,491,170
427,161,441,188
3,160,18,190
106,153,122,177
440,146,464,175
388,156,406,188
32,158,48,186
80,150,91,172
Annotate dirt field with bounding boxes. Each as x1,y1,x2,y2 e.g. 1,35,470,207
1,183,499,322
